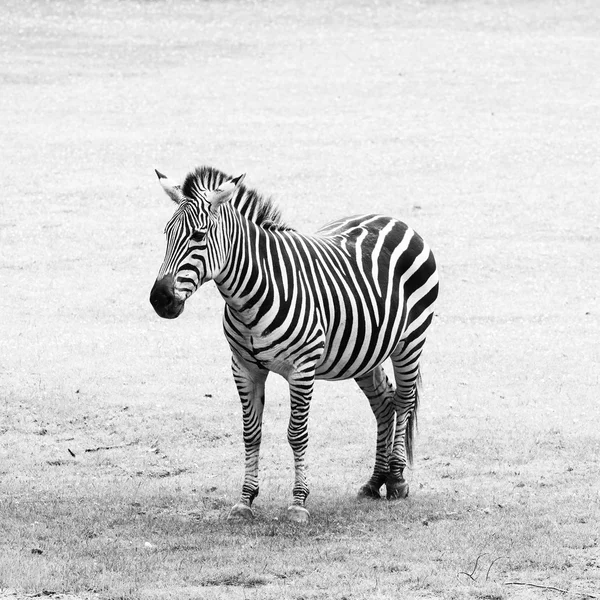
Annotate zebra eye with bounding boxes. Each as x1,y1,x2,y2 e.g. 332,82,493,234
190,230,206,243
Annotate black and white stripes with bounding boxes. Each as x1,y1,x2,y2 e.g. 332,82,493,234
150,166,439,521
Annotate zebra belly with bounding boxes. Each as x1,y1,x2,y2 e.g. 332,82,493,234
316,343,397,380
225,321,392,382
312,302,405,381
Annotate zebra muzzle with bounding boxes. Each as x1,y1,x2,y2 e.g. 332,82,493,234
150,275,185,319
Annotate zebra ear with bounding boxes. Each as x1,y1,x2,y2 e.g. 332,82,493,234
209,173,246,211
155,168,184,204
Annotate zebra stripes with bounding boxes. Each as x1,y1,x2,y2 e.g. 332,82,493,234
150,166,439,522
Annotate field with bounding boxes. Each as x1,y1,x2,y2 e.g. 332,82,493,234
1,0,599,598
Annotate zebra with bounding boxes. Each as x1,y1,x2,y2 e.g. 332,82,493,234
149,165,439,523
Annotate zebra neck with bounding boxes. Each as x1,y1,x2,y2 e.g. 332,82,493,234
214,216,276,323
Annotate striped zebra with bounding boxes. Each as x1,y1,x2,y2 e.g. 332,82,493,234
150,166,439,523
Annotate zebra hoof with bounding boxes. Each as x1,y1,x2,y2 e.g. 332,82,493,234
287,505,310,523
357,484,382,499
386,480,409,500
228,502,255,520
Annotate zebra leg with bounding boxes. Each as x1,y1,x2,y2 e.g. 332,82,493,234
286,372,315,523
228,354,268,520
354,366,396,499
387,346,424,500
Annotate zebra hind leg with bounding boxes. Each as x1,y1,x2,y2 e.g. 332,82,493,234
355,366,396,500
386,346,424,500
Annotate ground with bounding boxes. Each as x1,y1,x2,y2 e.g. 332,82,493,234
1,1,599,599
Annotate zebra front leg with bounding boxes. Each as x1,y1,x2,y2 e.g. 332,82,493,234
228,355,268,520
286,372,314,523
355,366,396,499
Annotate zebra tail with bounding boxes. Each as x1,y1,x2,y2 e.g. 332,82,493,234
405,369,421,466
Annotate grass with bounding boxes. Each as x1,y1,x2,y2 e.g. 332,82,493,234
2,387,599,599
3,490,598,599
1,0,599,599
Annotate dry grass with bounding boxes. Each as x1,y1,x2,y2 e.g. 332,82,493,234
1,0,600,599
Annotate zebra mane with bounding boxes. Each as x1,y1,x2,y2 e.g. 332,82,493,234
181,166,293,232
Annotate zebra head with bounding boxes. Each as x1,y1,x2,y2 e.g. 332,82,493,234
150,168,245,319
